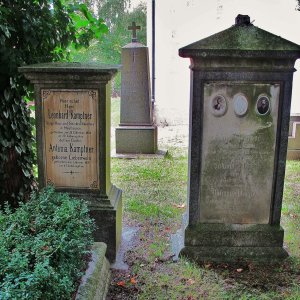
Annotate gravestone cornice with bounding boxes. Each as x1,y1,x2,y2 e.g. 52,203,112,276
179,22,300,62
19,62,120,83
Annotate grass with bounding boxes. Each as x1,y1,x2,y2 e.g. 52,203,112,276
107,99,300,300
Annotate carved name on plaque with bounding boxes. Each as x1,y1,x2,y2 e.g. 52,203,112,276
42,89,99,189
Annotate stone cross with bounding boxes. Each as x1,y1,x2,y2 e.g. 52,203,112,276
128,21,141,42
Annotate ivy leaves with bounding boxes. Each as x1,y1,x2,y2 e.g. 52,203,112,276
0,0,108,205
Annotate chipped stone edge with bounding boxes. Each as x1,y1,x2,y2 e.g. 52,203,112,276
76,242,111,300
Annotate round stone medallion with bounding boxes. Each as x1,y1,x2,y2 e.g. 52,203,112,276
233,93,248,117
256,95,270,116
210,94,227,117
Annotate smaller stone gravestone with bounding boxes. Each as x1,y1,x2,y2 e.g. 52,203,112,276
19,63,122,262
116,22,157,154
178,15,300,262
287,114,300,160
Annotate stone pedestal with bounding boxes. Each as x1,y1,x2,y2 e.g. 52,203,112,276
287,114,300,160
177,15,300,263
116,42,157,154
19,62,122,263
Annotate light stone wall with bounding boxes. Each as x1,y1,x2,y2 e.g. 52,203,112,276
147,0,300,124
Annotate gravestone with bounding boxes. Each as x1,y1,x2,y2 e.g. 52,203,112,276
178,15,300,262
19,62,122,262
287,114,300,160
116,22,157,154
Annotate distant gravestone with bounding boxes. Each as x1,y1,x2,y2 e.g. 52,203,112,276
178,15,300,262
19,63,122,262
115,22,157,154
287,114,300,160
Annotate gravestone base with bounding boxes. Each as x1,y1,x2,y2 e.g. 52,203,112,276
86,186,122,263
287,122,300,160
116,125,157,154
287,150,300,160
180,224,288,263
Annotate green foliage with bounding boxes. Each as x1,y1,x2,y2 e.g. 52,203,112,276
0,186,95,300
72,0,147,95
0,0,108,206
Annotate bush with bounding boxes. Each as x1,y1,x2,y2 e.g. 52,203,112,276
0,186,95,300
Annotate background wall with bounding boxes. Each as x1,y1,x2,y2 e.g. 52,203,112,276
147,0,300,124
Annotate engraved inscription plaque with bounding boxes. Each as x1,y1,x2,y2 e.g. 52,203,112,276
201,83,279,224
43,89,99,189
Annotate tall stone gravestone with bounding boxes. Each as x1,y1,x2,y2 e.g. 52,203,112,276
19,63,122,262
116,22,157,154
178,15,300,262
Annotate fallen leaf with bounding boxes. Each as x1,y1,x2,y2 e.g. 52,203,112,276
236,268,243,273
130,277,137,284
117,281,126,287
41,246,49,251
204,263,211,269
187,278,195,285
173,203,186,209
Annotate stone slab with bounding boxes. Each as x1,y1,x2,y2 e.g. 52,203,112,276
115,125,157,154
175,223,288,263
76,242,111,300
42,89,99,189
112,149,167,159
184,224,285,247
287,122,300,160
180,246,288,263
120,44,152,125
200,83,279,224
88,185,122,263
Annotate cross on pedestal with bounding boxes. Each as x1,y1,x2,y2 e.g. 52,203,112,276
128,21,141,42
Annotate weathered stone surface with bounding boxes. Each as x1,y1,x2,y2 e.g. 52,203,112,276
116,125,157,154
180,246,288,263
76,242,111,300
120,43,152,125
19,62,123,262
287,114,300,160
201,83,279,224
184,224,285,247
178,16,300,263
116,39,157,154
88,185,122,263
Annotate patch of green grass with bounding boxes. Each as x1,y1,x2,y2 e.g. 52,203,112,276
126,197,179,219
112,155,187,223
111,97,120,128
282,161,300,257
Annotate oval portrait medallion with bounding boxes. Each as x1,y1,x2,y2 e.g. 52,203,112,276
210,94,227,117
256,95,270,116
233,93,248,117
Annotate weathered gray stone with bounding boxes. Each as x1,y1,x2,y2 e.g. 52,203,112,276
76,242,111,300
177,15,300,263
287,114,300,160
19,62,122,262
116,125,157,154
116,28,157,154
